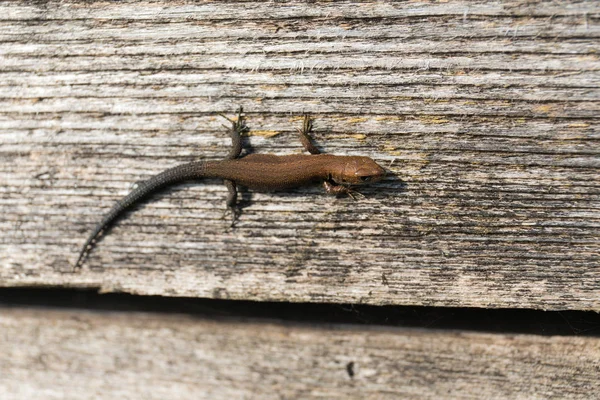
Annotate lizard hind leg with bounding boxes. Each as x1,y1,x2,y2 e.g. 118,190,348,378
219,107,247,226
223,179,240,226
220,106,248,160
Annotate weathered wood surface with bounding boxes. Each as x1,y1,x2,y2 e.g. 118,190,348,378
0,305,598,400
1,1,599,310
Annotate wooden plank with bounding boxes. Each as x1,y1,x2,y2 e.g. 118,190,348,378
1,0,599,310
0,305,598,399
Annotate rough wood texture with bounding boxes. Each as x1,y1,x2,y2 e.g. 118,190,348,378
0,305,598,400
1,1,599,309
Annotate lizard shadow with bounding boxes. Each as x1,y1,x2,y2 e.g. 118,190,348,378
232,169,406,223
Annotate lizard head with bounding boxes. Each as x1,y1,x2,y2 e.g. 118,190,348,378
330,156,386,186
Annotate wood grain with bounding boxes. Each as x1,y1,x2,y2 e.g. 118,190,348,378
1,1,599,309
0,305,598,400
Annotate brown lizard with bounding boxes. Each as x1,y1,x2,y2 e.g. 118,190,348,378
74,110,386,269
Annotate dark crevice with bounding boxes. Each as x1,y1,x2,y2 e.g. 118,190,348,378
0,287,598,336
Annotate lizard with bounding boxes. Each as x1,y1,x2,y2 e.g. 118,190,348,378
74,109,386,270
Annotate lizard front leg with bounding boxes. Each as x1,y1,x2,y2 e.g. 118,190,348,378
297,114,321,155
323,180,363,200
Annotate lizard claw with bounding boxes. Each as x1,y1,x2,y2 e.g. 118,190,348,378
297,113,312,135
219,107,247,133
346,188,365,200
221,206,240,227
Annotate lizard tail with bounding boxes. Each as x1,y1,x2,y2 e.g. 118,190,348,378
74,161,209,270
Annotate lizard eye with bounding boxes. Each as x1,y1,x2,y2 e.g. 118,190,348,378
360,176,371,182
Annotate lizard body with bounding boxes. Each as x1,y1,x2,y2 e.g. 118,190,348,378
74,111,385,269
